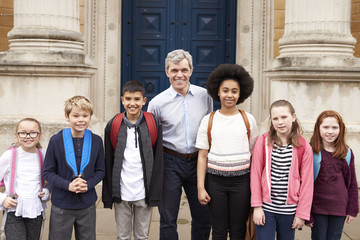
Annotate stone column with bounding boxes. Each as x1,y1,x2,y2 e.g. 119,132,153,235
278,0,356,57
266,0,360,182
0,0,96,151
7,0,84,54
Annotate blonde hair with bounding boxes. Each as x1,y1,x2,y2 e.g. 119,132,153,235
15,118,42,148
64,96,93,116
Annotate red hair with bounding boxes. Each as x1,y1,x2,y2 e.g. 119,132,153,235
310,110,347,160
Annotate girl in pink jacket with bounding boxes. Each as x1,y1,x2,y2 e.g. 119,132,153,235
250,100,313,240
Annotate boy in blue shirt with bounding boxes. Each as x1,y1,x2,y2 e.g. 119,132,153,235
102,80,163,240
43,95,105,240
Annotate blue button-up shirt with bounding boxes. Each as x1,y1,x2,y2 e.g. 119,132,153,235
148,84,213,154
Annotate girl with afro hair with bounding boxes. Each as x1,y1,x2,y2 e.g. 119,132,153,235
195,64,259,239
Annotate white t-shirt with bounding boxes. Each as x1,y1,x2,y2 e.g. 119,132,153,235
120,126,145,201
196,110,259,176
0,147,48,218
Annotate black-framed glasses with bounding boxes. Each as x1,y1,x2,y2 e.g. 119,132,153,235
17,132,40,139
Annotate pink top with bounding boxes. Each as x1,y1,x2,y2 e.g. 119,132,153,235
250,133,314,220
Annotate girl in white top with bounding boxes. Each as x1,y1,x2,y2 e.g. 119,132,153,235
196,64,259,239
0,118,49,240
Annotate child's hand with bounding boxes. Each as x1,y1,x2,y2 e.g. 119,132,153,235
38,191,45,198
198,188,211,205
253,206,265,226
68,176,88,193
76,181,88,193
306,222,313,227
38,188,50,201
292,216,305,229
345,215,355,224
2,196,17,209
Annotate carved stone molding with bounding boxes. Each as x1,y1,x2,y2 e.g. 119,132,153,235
279,0,356,57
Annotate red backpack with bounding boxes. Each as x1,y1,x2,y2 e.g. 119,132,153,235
110,112,158,150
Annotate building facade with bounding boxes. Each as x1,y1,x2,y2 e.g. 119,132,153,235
1,0,360,181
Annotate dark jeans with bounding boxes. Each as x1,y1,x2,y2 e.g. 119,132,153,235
206,173,250,240
311,214,346,240
4,211,43,240
159,152,211,240
256,210,295,240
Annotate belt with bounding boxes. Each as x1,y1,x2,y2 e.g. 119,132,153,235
163,147,198,160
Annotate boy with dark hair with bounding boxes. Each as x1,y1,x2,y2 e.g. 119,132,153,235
43,95,105,240
102,80,163,240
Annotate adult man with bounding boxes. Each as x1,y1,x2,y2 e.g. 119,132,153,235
148,49,213,240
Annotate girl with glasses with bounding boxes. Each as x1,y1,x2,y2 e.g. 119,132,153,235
0,118,49,240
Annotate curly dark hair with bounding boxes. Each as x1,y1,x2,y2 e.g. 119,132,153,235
206,64,254,104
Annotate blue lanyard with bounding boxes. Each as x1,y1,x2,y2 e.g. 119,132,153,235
63,128,92,177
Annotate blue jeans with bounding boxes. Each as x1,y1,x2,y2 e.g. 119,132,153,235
159,152,211,240
256,210,295,240
311,214,346,240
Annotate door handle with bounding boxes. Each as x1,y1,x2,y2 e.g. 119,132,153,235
146,82,155,93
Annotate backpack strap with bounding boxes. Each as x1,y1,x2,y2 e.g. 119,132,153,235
314,147,352,181
207,110,250,149
37,148,45,189
313,152,321,181
7,146,44,195
1,146,45,240
9,147,17,196
239,110,251,140
296,137,306,172
110,113,124,150
345,148,351,166
110,112,158,151
207,111,216,149
143,112,158,148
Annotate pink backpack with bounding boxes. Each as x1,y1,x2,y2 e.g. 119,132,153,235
0,145,45,240
0,145,44,194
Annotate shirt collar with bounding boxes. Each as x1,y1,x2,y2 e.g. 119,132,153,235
169,84,195,98
123,111,143,128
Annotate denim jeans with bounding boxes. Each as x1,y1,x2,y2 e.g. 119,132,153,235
159,152,211,240
311,214,346,240
256,210,295,240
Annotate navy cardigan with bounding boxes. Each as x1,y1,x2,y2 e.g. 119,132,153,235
43,130,105,209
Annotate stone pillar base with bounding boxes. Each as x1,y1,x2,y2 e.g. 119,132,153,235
265,57,360,184
0,50,93,65
272,56,360,69
0,58,98,151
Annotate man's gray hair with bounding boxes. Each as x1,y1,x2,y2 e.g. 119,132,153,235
165,49,193,72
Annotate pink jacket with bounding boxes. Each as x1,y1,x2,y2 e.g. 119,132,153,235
250,133,314,220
